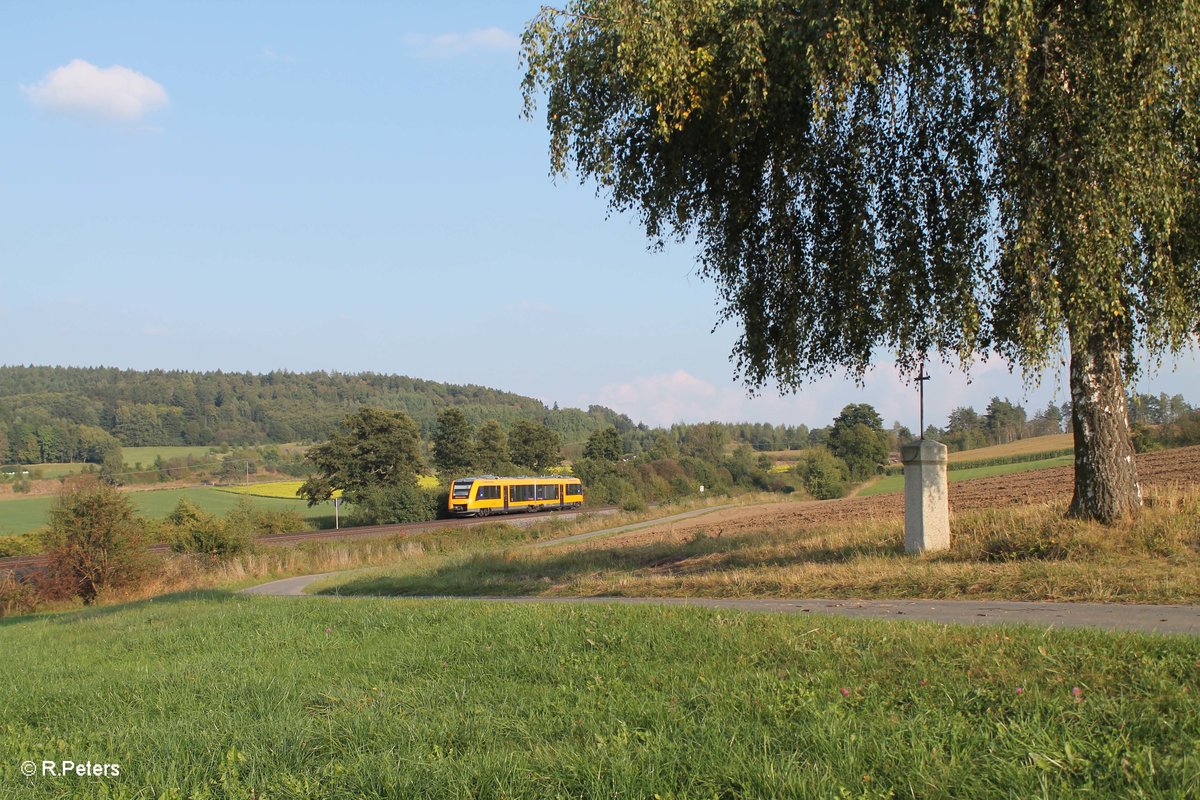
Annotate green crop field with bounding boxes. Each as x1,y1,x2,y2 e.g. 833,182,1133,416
0,487,333,536
858,453,1076,497
0,594,1195,798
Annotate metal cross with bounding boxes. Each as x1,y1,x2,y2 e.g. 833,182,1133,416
916,363,931,440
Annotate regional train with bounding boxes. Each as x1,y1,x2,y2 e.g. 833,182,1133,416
448,475,584,517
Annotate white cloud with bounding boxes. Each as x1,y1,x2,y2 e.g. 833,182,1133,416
257,46,297,64
590,359,1066,431
405,27,519,59
595,370,759,427
21,59,168,122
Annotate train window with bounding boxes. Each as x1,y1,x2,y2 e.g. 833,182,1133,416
535,484,558,500
511,484,535,502
452,481,473,499
475,486,500,500
567,483,582,495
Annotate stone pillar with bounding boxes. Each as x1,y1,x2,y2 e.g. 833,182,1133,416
900,439,950,554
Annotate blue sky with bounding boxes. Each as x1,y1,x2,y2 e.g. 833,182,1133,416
3,1,1197,431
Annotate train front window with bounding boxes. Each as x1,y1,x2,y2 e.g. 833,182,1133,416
452,481,473,499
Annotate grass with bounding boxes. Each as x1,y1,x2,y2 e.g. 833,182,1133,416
0,487,335,536
0,592,1196,798
121,445,216,466
316,484,1200,605
859,453,1075,496
947,433,1074,463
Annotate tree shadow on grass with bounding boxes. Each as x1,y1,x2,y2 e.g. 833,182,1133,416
0,588,242,629
319,532,906,599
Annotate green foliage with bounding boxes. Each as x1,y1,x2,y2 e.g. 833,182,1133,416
44,480,155,604
583,426,622,462
350,484,441,525
0,533,43,558
300,407,424,507
679,423,728,463
473,420,510,474
169,501,253,560
0,366,637,460
508,420,562,473
522,1,1200,519
828,405,889,481
794,448,850,500
432,407,476,477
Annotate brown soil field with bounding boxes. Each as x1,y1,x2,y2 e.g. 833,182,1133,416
585,445,1200,550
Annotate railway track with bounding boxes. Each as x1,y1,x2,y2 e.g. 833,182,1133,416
0,505,620,575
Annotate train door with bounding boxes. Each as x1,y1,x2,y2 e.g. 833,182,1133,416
503,485,509,512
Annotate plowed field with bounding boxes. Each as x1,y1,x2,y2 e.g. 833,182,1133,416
589,445,1200,549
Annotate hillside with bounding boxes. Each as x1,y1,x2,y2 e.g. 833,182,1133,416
0,365,635,460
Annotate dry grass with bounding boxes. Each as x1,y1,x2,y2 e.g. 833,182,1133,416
9,496,745,615
319,483,1200,605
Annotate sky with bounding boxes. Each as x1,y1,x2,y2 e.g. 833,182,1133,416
3,0,1197,433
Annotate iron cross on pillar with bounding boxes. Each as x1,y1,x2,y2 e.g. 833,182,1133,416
916,363,931,440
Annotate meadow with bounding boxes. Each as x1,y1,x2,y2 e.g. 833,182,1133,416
858,453,1076,497
0,592,1196,798
122,445,216,466
0,487,334,537
315,483,1200,605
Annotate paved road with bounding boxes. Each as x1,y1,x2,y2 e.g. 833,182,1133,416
241,505,1200,636
243,574,1200,636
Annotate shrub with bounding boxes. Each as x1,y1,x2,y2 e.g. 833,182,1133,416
0,573,38,617
170,517,253,560
351,484,440,525
43,480,156,604
794,449,850,500
0,534,42,558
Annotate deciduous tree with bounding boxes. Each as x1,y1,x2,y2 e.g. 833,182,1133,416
509,420,562,473
583,426,623,462
474,420,510,474
299,407,424,506
433,407,476,477
523,1,1200,521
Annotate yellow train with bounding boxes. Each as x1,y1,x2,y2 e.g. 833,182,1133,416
449,475,584,517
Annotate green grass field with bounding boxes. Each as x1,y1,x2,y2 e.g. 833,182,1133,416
0,594,1195,798
859,453,1076,497
0,488,333,536
122,445,216,467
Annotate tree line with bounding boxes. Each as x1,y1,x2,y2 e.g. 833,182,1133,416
0,365,635,464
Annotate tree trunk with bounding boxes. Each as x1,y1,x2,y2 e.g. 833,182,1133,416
1067,330,1141,522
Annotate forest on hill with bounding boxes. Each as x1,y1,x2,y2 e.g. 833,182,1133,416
0,366,635,464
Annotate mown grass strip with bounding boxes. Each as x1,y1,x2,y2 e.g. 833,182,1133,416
0,594,1195,798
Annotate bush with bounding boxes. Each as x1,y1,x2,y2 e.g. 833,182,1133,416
43,480,156,604
794,448,850,500
351,484,440,525
0,573,38,617
170,511,254,560
0,534,42,558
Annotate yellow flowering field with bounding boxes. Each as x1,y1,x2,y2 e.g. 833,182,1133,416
219,475,440,500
